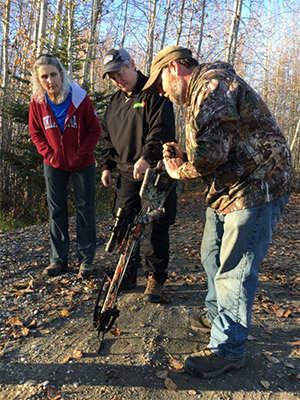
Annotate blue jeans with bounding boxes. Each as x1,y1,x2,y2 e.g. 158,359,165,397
44,163,96,266
201,195,289,360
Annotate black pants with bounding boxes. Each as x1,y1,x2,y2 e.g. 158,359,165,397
113,173,177,284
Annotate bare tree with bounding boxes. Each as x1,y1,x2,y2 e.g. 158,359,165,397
161,0,172,49
144,0,158,75
82,0,105,87
120,0,129,48
225,0,243,64
175,0,186,45
196,0,206,60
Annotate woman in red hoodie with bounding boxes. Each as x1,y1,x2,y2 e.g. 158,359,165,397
29,54,101,278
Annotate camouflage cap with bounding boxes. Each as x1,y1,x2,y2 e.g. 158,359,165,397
143,45,192,94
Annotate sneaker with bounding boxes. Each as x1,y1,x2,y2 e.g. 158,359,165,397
42,263,69,277
184,348,245,378
78,263,93,279
189,311,212,334
143,272,163,303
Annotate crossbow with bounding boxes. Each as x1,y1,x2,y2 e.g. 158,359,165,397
93,160,175,352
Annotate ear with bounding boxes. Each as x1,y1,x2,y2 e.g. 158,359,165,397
168,60,180,76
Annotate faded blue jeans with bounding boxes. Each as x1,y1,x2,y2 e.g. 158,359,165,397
44,163,96,267
201,195,290,360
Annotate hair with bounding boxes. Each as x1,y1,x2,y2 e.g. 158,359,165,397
176,57,199,68
31,54,71,103
121,59,137,71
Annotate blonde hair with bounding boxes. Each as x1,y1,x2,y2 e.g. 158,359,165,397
31,54,71,103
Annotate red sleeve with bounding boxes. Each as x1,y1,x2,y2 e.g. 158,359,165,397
28,100,53,161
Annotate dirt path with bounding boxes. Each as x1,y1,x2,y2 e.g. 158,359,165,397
0,191,299,400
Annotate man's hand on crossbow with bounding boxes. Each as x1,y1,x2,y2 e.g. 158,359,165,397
163,142,184,180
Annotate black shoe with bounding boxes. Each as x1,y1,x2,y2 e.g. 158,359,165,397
119,264,138,291
184,348,245,379
119,275,137,290
78,264,94,279
42,263,68,277
189,311,212,334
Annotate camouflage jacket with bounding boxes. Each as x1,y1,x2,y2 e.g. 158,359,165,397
177,61,294,214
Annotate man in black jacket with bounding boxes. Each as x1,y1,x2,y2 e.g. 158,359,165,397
100,48,177,302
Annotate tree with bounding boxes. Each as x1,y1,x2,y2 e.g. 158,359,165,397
36,0,48,55
225,0,243,65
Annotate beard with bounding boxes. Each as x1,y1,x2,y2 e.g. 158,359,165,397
167,75,186,106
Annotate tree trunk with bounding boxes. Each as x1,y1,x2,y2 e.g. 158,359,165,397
144,0,158,75
175,0,186,46
36,0,48,55
225,0,243,65
67,0,74,78
120,0,129,48
51,0,64,51
0,0,11,155
186,0,196,46
161,0,171,49
82,0,104,87
196,0,206,60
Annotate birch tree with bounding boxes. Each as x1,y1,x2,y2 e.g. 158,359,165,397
67,0,75,77
36,0,48,55
0,0,11,163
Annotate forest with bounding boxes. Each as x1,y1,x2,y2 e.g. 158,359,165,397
0,0,299,230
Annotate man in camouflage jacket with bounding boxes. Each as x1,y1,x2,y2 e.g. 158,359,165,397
143,45,294,379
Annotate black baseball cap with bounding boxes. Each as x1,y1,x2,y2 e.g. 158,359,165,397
102,48,131,78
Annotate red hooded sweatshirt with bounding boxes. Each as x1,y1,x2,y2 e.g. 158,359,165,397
29,82,101,171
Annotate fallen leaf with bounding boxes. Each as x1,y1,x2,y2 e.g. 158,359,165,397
72,349,83,359
110,328,121,337
247,334,258,341
6,317,23,326
62,356,71,363
60,309,70,317
164,377,177,391
168,353,185,372
288,373,300,381
262,351,280,364
46,386,62,399
260,380,270,389
283,361,295,369
156,370,168,379
40,329,52,334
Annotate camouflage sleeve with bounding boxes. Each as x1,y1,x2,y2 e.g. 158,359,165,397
180,75,239,179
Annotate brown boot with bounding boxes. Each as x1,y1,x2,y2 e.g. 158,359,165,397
42,263,68,277
144,272,163,303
